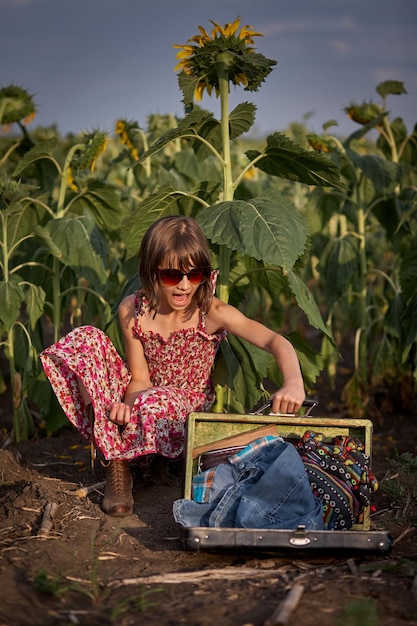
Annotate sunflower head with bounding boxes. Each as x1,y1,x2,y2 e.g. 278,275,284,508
71,130,108,175
115,119,140,161
345,101,384,126
173,17,276,103
307,134,333,153
0,85,37,130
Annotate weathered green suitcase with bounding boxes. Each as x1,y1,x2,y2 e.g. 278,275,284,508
179,408,392,556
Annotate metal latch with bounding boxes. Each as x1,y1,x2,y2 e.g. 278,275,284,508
289,525,311,546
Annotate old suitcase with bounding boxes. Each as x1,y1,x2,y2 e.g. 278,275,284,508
177,405,392,556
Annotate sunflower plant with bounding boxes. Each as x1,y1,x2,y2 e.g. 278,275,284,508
306,81,417,417
128,18,343,411
1,117,122,438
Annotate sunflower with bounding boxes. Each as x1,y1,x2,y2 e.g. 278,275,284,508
115,119,140,161
307,134,333,153
0,85,36,130
345,102,384,126
71,131,108,174
173,17,276,102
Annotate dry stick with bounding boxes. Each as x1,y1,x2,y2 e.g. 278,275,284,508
264,584,304,626
402,493,411,518
392,525,415,547
63,481,106,498
108,567,286,588
347,558,359,576
37,502,58,538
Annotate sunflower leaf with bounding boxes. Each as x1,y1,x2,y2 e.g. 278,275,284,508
246,132,343,188
198,196,308,271
229,102,257,139
132,110,214,167
12,138,58,176
121,184,180,257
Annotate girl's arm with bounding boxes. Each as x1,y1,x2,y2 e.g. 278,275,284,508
108,295,152,426
207,298,305,414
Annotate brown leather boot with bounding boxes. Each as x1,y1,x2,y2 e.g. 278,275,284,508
102,460,134,517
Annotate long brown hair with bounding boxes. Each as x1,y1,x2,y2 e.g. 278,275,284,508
138,215,214,312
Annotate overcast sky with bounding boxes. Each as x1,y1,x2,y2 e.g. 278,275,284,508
1,0,416,139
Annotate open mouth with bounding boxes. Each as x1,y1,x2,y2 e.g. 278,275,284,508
172,293,189,306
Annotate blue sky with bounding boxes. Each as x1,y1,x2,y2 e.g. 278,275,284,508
1,0,416,138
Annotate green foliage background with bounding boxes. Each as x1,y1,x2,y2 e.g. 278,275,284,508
0,71,416,440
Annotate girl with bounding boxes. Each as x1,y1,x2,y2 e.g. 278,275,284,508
41,216,305,517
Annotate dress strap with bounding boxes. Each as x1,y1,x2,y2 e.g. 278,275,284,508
210,270,219,295
133,291,144,336
197,271,218,332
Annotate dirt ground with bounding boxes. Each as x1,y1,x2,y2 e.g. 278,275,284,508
1,371,417,626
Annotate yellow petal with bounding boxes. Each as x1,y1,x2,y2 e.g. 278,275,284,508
174,59,190,73
210,20,224,37
198,25,210,40
240,25,263,40
188,35,205,45
195,82,206,101
23,111,36,125
235,72,248,87
223,16,241,37
176,45,196,56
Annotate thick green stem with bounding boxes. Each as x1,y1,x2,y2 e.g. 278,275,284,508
217,57,234,203
213,55,236,413
382,117,399,164
356,189,368,387
57,143,84,217
1,212,8,282
52,256,61,342
216,56,234,306
8,326,22,441
217,246,232,304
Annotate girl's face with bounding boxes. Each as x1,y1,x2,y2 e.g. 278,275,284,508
156,262,208,312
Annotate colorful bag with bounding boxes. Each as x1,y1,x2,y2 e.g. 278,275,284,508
296,430,378,530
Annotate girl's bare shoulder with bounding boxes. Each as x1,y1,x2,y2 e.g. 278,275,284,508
205,297,235,332
118,293,136,329
119,293,135,312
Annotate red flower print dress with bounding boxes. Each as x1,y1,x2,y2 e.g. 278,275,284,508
40,295,226,461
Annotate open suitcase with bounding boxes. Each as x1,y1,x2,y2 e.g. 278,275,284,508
177,404,392,556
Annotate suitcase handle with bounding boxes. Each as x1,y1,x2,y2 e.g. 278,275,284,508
251,398,318,416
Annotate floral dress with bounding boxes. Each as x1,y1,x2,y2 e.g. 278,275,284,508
40,294,226,461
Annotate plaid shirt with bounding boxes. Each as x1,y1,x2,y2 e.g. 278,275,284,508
193,436,278,503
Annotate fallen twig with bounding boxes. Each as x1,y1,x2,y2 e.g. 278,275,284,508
108,567,284,588
392,525,415,547
347,558,359,576
37,502,58,538
264,584,304,626
370,507,390,517
63,481,105,498
402,494,411,518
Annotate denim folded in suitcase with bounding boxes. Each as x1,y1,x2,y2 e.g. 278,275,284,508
174,410,392,556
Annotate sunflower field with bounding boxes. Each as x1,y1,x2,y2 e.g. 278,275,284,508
1,18,416,440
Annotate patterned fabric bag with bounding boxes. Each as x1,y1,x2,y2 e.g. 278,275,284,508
296,430,379,530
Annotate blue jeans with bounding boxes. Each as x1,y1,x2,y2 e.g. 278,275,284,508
173,438,324,530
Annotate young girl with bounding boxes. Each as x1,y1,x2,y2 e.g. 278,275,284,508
41,216,305,517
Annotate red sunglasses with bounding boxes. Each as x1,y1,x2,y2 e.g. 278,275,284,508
158,268,210,286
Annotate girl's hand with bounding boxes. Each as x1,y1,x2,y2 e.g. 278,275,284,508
108,402,132,426
270,385,305,415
